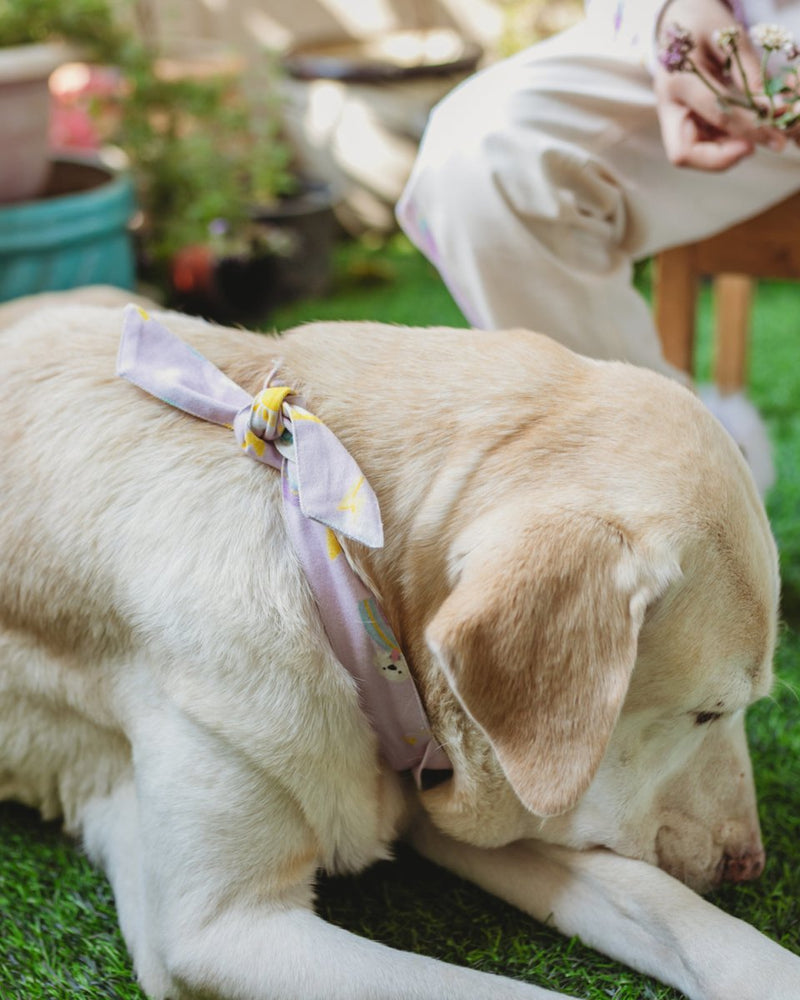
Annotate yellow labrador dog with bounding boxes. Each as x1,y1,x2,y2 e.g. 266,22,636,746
1,289,798,1000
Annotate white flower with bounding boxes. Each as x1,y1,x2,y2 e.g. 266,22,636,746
749,22,795,51
714,25,741,51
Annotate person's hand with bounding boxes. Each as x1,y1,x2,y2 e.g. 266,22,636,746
654,0,787,170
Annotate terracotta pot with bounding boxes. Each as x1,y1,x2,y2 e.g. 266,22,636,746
0,42,74,203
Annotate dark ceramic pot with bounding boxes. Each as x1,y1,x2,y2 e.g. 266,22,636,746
170,180,337,325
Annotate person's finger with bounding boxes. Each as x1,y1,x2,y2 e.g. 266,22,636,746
681,134,756,170
661,69,776,140
655,63,788,156
657,99,755,169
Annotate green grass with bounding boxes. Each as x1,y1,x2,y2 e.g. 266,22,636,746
1,237,799,999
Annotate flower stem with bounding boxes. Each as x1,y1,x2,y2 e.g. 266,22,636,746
731,45,759,109
760,49,777,119
688,60,756,113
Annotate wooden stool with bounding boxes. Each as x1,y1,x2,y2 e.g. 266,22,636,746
655,190,800,392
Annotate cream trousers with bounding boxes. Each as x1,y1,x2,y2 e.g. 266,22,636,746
397,21,800,377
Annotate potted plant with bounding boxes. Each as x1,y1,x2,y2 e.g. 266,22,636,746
0,0,125,202
0,0,336,317
106,33,336,322
0,1,142,301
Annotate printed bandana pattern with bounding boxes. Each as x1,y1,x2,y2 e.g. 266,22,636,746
117,305,451,781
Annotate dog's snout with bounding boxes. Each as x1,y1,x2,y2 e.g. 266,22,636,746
655,818,766,891
720,846,766,884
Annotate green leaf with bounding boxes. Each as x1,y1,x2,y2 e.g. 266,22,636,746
765,74,789,96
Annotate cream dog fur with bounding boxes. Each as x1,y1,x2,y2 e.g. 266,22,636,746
1,289,798,1000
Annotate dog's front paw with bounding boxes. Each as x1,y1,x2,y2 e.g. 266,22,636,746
704,938,800,1000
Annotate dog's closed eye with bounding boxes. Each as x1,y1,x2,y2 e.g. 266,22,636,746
694,711,723,726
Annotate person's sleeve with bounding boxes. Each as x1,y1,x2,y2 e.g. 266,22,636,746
584,0,672,59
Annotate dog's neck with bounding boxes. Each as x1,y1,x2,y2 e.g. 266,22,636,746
118,307,452,785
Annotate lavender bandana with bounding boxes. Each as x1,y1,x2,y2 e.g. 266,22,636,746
117,305,450,782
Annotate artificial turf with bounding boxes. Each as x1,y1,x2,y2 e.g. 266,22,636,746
1,237,798,999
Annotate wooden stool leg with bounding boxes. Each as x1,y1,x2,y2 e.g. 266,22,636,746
713,273,752,394
655,246,698,375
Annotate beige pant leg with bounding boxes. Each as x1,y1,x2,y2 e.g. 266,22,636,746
397,22,800,375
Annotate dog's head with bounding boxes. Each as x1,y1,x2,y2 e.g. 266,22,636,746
284,321,778,895
399,357,778,894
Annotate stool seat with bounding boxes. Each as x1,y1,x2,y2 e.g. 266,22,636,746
655,190,800,392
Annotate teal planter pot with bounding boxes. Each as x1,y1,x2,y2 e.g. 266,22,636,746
0,155,136,302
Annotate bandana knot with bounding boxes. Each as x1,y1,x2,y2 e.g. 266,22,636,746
231,380,383,550
246,386,293,442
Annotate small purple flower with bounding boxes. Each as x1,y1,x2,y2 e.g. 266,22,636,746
659,23,695,73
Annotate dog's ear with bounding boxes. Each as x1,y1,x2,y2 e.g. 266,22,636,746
425,509,677,817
